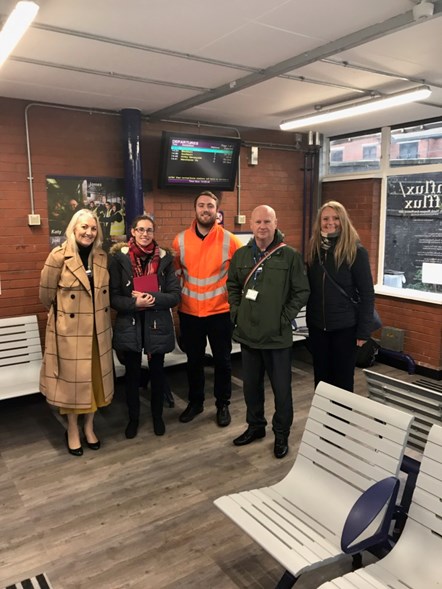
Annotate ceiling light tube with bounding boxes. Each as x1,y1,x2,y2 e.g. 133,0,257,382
280,85,432,131
0,1,39,69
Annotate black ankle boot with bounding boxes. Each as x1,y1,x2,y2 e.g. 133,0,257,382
153,416,165,436
125,420,139,439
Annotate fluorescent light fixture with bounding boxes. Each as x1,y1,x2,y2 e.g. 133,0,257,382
0,1,39,68
280,85,432,131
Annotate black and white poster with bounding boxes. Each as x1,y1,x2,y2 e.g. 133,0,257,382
384,173,442,292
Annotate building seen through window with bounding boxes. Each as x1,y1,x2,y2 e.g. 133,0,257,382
328,131,381,174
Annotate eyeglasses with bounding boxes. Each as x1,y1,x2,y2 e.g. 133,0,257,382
135,227,154,234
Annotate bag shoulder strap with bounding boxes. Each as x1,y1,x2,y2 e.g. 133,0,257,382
243,243,286,289
320,259,358,304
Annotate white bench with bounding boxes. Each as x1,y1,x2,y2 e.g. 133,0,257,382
364,368,442,537
0,315,42,400
214,381,413,588
113,337,241,378
317,423,442,589
113,306,306,378
292,306,308,343
364,369,442,454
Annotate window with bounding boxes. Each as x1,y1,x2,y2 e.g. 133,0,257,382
323,118,442,301
328,131,381,174
362,144,377,160
399,141,419,160
330,149,343,162
390,121,442,167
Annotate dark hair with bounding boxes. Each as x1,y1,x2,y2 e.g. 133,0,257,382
193,191,219,209
131,214,155,230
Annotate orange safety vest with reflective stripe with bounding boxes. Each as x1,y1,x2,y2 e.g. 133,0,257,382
173,220,243,317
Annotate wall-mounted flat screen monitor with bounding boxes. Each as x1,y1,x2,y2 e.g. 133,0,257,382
158,131,241,191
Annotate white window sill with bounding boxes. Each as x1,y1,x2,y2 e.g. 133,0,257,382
375,284,442,305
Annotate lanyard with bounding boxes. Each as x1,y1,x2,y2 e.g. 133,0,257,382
243,242,286,290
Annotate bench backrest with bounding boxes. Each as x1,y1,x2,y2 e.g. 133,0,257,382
0,315,42,368
409,423,442,530
273,381,413,536
364,369,442,453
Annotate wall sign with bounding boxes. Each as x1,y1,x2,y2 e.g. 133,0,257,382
384,172,442,293
46,176,126,251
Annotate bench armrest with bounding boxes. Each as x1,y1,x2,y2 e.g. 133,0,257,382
341,476,399,554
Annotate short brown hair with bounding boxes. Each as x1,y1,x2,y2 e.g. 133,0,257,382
193,191,219,209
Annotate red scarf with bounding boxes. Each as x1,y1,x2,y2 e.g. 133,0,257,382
128,237,160,277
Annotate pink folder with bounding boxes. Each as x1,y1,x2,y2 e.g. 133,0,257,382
133,274,159,293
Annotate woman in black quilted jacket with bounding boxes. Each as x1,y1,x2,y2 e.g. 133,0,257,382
306,201,375,392
109,215,180,439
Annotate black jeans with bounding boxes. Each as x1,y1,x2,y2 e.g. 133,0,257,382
178,311,232,407
124,351,166,421
308,324,357,392
241,344,293,436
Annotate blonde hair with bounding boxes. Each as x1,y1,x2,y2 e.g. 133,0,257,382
307,201,360,268
65,209,103,254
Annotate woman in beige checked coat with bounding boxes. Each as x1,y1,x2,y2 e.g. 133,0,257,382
40,209,114,456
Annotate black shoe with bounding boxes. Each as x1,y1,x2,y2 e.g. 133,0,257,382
233,427,266,446
179,403,204,423
216,405,231,427
125,420,139,439
274,435,289,459
83,429,101,450
153,416,165,436
65,431,83,457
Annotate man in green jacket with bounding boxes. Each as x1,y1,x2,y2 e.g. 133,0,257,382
227,205,310,458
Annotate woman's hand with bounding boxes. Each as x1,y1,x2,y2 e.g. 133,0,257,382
132,290,156,308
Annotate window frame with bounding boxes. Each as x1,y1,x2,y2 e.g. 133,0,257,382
321,118,442,305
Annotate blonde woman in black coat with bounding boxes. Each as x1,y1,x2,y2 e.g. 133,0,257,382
109,215,180,439
306,201,375,392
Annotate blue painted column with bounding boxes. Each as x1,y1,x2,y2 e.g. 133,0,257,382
121,108,144,231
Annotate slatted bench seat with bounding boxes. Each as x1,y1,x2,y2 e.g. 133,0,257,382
0,315,42,400
292,306,308,343
113,337,241,378
364,368,442,533
316,423,442,589
214,381,413,588
364,369,442,454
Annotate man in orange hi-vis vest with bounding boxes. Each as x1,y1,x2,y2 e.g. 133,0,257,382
173,191,243,427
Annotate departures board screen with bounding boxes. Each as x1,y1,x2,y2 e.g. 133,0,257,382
159,131,241,191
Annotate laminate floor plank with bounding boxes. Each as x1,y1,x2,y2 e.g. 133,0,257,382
0,350,414,588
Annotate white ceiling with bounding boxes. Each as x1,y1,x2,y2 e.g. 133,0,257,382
0,0,441,136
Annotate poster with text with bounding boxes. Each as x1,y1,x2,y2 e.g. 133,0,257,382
384,172,442,292
46,176,126,252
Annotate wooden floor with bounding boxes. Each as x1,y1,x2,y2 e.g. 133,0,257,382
0,346,414,589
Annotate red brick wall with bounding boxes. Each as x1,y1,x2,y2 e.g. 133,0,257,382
2,96,440,372
322,179,442,372
0,97,306,333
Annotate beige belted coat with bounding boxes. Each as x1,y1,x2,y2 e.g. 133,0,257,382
39,241,114,409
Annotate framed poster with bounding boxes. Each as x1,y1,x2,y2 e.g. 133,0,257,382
46,176,126,251
384,172,442,293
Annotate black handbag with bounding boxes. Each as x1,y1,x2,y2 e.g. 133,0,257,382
320,261,382,333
